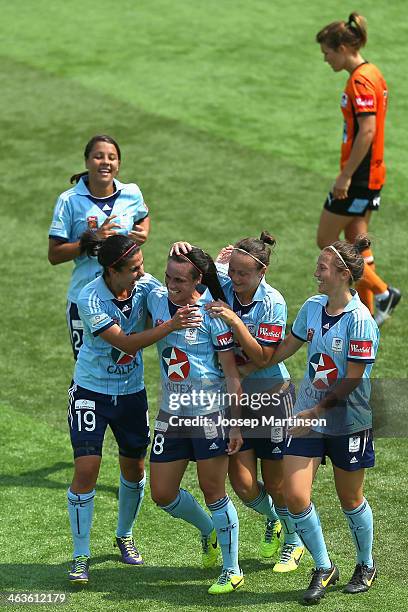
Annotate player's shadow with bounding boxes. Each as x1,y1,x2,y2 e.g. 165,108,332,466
1,556,343,607
0,462,117,495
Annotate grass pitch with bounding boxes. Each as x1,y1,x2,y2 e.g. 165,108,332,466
1,1,407,611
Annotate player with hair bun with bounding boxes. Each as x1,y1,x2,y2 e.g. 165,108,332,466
172,234,304,573
316,13,401,325
148,246,244,595
48,135,150,359
270,236,379,605
66,233,200,585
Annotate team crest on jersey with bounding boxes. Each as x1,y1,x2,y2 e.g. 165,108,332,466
155,319,164,327
307,328,315,342
309,353,338,389
331,337,343,352
87,215,98,229
341,92,348,107
185,328,198,344
162,347,190,381
111,347,136,365
246,324,256,336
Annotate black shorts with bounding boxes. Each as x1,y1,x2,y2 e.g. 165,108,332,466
323,187,381,217
68,382,150,458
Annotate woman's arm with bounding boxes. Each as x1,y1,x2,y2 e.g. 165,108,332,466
206,301,277,369
269,332,305,365
48,215,122,265
129,215,150,245
333,114,376,200
218,349,243,455
99,305,201,354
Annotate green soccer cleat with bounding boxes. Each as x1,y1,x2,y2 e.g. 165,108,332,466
273,544,305,573
343,562,377,594
208,569,244,595
260,519,282,558
201,529,219,568
303,563,339,605
68,555,90,585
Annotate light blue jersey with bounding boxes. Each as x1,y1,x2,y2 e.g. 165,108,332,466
74,273,160,395
147,287,235,416
216,264,290,391
291,290,379,435
49,177,148,303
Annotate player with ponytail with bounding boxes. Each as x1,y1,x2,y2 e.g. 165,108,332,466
316,13,401,325
270,236,379,604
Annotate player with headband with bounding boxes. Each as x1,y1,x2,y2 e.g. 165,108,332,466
270,235,379,604
66,232,200,585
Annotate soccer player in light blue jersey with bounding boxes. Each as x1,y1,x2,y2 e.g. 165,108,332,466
48,135,150,359
270,236,379,605
172,235,304,573
148,247,244,595
66,233,200,585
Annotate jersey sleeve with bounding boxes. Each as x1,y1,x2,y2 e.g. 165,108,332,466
349,77,377,116
77,292,115,337
255,296,286,346
291,300,309,342
137,274,162,298
209,316,235,352
131,185,149,223
48,195,72,241
215,262,231,287
347,316,379,363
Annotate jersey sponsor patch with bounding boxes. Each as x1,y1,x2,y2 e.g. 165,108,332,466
90,313,110,327
257,323,283,342
75,399,95,410
87,215,98,229
348,339,373,359
185,328,199,344
355,94,375,109
309,353,338,389
349,435,361,453
216,330,234,348
331,337,344,352
162,347,190,380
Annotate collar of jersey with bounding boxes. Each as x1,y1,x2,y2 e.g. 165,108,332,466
94,275,136,302
75,177,125,197
319,288,361,312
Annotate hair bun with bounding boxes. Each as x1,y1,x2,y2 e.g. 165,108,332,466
259,231,276,248
354,234,371,253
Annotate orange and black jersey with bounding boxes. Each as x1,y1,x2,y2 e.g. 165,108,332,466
341,62,388,190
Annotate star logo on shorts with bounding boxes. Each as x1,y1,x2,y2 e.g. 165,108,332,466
162,347,190,381
309,353,338,389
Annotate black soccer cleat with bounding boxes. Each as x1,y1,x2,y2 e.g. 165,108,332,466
343,562,377,594
302,563,339,605
374,286,401,326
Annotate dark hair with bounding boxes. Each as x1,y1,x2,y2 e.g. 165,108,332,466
316,12,367,51
168,247,227,301
70,134,122,184
325,235,371,284
233,231,276,270
80,231,139,271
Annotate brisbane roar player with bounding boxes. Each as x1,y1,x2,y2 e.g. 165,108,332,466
172,234,304,574
270,236,379,605
48,135,150,359
66,233,199,585
316,13,401,325
148,246,244,595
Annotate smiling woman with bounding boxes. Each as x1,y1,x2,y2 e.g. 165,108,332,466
48,135,151,359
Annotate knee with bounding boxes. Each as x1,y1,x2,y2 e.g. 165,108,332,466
339,494,364,511
284,490,311,515
200,481,226,505
230,478,256,502
150,485,177,508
